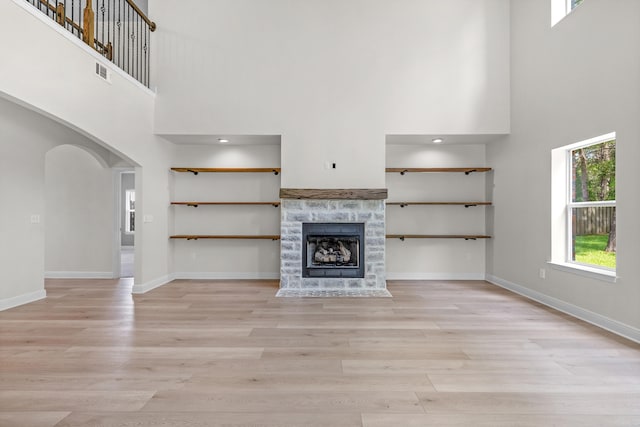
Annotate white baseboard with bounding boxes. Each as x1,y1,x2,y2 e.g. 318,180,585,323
131,274,174,294
0,289,47,311
386,272,485,281
173,272,280,280
45,271,114,279
486,274,640,344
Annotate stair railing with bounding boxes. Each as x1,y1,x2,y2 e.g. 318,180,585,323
27,0,156,88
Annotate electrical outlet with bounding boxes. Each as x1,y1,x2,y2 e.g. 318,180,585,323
30,215,40,224
325,162,337,170
539,268,546,279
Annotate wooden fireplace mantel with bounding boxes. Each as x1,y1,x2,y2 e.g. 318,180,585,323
279,188,388,200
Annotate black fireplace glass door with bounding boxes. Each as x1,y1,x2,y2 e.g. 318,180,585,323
302,223,365,278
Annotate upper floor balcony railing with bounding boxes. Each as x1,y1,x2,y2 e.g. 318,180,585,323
26,0,156,88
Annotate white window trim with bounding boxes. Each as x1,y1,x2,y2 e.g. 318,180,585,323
548,261,617,283
550,132,616,282
551,0,583,26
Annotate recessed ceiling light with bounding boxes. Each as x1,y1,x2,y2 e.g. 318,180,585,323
432,138,444,144
218,138,230,143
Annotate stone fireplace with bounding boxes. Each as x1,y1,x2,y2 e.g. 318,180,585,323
277,189,390,297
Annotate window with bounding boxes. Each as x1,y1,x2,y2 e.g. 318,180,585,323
551,133,616,279
551,0,585,26
569,0,584,11
125,190,135,233
568,138,616,269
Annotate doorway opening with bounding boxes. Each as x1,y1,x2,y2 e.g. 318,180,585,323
119,171,135,278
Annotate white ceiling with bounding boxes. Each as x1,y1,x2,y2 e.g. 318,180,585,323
386,134,508,145
159,134,508,146
158,134,281,146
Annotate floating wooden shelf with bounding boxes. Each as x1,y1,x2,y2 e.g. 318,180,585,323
171,167,281,175
171,202,280,208
386,167,492,175
171,168,281,243
280,188,388,200
387,201,492,208
386,234,491,241
170,235,281,241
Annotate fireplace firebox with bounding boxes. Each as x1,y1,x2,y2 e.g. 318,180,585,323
302,223,365,278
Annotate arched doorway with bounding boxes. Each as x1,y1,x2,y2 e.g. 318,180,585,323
45,144,123,278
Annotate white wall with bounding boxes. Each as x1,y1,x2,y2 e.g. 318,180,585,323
0,99,54,307
0,96,127,307
45,145,114,277
487,0,640,335
170,144,281,278
151,0,510,189
386,144,489,279
0,0,174,298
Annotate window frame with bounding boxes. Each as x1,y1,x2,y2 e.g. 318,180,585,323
568,0,583,12
551,0,584,26
550,132,617,282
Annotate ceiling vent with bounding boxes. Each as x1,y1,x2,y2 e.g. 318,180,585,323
95,62,110,83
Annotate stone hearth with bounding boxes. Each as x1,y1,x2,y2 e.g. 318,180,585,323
277,189,390,297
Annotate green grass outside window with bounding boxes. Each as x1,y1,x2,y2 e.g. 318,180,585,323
574,235,616,269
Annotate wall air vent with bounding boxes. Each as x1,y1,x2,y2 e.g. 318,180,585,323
95,62,111,83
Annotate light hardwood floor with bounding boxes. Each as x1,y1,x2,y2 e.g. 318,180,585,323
1,279,639,426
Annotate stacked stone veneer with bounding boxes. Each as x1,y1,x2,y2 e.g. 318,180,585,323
278,199,387,293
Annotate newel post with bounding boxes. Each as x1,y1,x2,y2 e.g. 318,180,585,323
82,0,95,48
55,3,65,26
